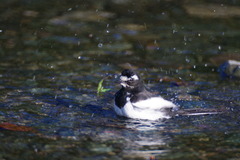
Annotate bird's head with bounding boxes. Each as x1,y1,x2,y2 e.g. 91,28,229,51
120,69,142,90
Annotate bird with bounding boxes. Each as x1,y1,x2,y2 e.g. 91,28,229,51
114,69,177,120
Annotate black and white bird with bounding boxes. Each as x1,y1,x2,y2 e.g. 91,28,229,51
114,69,177,120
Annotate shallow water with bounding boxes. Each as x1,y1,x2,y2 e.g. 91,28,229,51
0,0,240,159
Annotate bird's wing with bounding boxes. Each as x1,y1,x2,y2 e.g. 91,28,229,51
132,97,176,110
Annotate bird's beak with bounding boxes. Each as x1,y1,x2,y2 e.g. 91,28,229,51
120,76,128,82
120,76,128,87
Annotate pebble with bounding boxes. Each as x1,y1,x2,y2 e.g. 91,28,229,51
219,60,240,79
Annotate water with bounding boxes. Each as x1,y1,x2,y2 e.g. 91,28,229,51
0,0,240,159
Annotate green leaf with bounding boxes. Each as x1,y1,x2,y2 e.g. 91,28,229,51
102,88,111,92
97,79,104,93
97,79,110,95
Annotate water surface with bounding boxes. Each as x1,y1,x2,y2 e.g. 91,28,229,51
0,0,240,159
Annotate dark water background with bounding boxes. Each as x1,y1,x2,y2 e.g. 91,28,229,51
0,0,240,159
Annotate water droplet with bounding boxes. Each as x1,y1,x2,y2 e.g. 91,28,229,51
218,45,222,50
89,34,93,38
0,30,2,33
98,43,103,48
78,56,82,59
185,58,190,63
184,36,187,41
193,65,196,69
106,30,110,33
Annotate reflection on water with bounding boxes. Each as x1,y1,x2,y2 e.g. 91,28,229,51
125,120,168,158
103,118,171,159
125,119,161,131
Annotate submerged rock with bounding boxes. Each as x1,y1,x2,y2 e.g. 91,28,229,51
184,4,240,18
219,60,240,79
49,10,115,25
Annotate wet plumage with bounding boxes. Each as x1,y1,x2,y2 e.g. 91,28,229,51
114,69,177,120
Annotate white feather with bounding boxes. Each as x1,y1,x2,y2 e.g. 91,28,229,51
114,97,177,120
132,97,176,110
131,75,139,80
120,74,139,82
113,104,124,116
